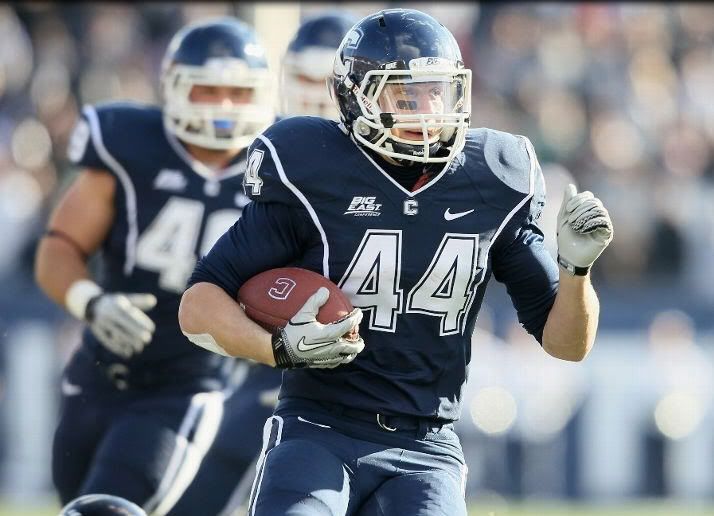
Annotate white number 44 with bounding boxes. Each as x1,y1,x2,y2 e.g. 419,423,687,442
339,230,480,335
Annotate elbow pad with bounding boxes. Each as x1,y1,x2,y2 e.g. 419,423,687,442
182,331,232,357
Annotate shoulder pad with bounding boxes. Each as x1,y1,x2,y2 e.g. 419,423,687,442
264,115,337,148
243,116,346,206
463,128,544,218
67,102,162,172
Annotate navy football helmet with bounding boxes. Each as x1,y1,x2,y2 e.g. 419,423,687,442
281,12,358,118
331,9,471,163
58,494,146,516
161,18,274,150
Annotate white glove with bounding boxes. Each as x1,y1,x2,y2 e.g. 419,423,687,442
271,287,365,369
556,184,613,275
86,293,157,358
66,279,157,359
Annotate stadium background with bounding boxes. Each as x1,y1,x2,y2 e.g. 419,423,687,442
1,2,713,515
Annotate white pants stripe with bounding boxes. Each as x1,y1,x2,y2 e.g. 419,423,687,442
143,390,225,516
248,415,284,516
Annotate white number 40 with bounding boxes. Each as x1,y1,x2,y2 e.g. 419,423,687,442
339,230,480,335
136,197,239,293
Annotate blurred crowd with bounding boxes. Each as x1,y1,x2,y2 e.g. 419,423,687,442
457,307,714,501
461,4,714,300
2,4,714,296
1,4,185,283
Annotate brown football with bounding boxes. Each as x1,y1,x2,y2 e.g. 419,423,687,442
237,267,356,334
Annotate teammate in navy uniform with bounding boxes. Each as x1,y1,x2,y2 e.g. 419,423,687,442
35,18,277,514
170,13,360,516
179,9,614,516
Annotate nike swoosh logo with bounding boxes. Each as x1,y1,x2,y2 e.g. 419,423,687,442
61,378,82,396
297,416,332,428
296,337,335,352
444,208,475,221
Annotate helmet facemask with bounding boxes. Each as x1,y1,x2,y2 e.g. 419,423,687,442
162,57,274,150
339,60,471,163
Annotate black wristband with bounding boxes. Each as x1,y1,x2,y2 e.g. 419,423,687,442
557,255,590,276
271,331,294,369
84,294,103,323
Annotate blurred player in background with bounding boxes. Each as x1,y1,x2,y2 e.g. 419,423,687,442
34,17,275,515
280,11,358,119
170,11,358,516
179,8,613,516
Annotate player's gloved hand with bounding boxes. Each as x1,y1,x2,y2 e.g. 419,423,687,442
85,293,157,358
271,287,364,369
556,184,614,276
66,279,157,359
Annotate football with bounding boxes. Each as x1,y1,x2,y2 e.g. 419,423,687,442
237,267,355,333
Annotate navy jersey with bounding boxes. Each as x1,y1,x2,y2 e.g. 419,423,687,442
68,102,249,369
189,116,559,421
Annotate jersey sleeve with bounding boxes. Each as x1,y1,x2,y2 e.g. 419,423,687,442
242,120,303,206
242,116,339,206
490,139,559,343
66,105,108,171
191,116,331,296
187,200,319,297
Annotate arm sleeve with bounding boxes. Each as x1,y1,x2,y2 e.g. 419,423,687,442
490,141,558,344
187,200,318,298
491,218,559,344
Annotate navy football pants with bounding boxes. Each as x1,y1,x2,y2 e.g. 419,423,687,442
53,349,225,515
248,398,468,516
169,362,282,516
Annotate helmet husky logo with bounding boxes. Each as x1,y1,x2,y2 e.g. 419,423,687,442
330,9,472,164
344,28,363,49
161,18,274,151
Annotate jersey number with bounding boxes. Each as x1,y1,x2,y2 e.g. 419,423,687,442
339,230,480,335
243,149,264,196
136,197,240,293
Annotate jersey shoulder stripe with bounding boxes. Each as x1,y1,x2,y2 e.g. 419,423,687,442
79,104,140,276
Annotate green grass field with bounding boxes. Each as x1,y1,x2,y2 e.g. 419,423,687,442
2,500,713,516
467,501,714,515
